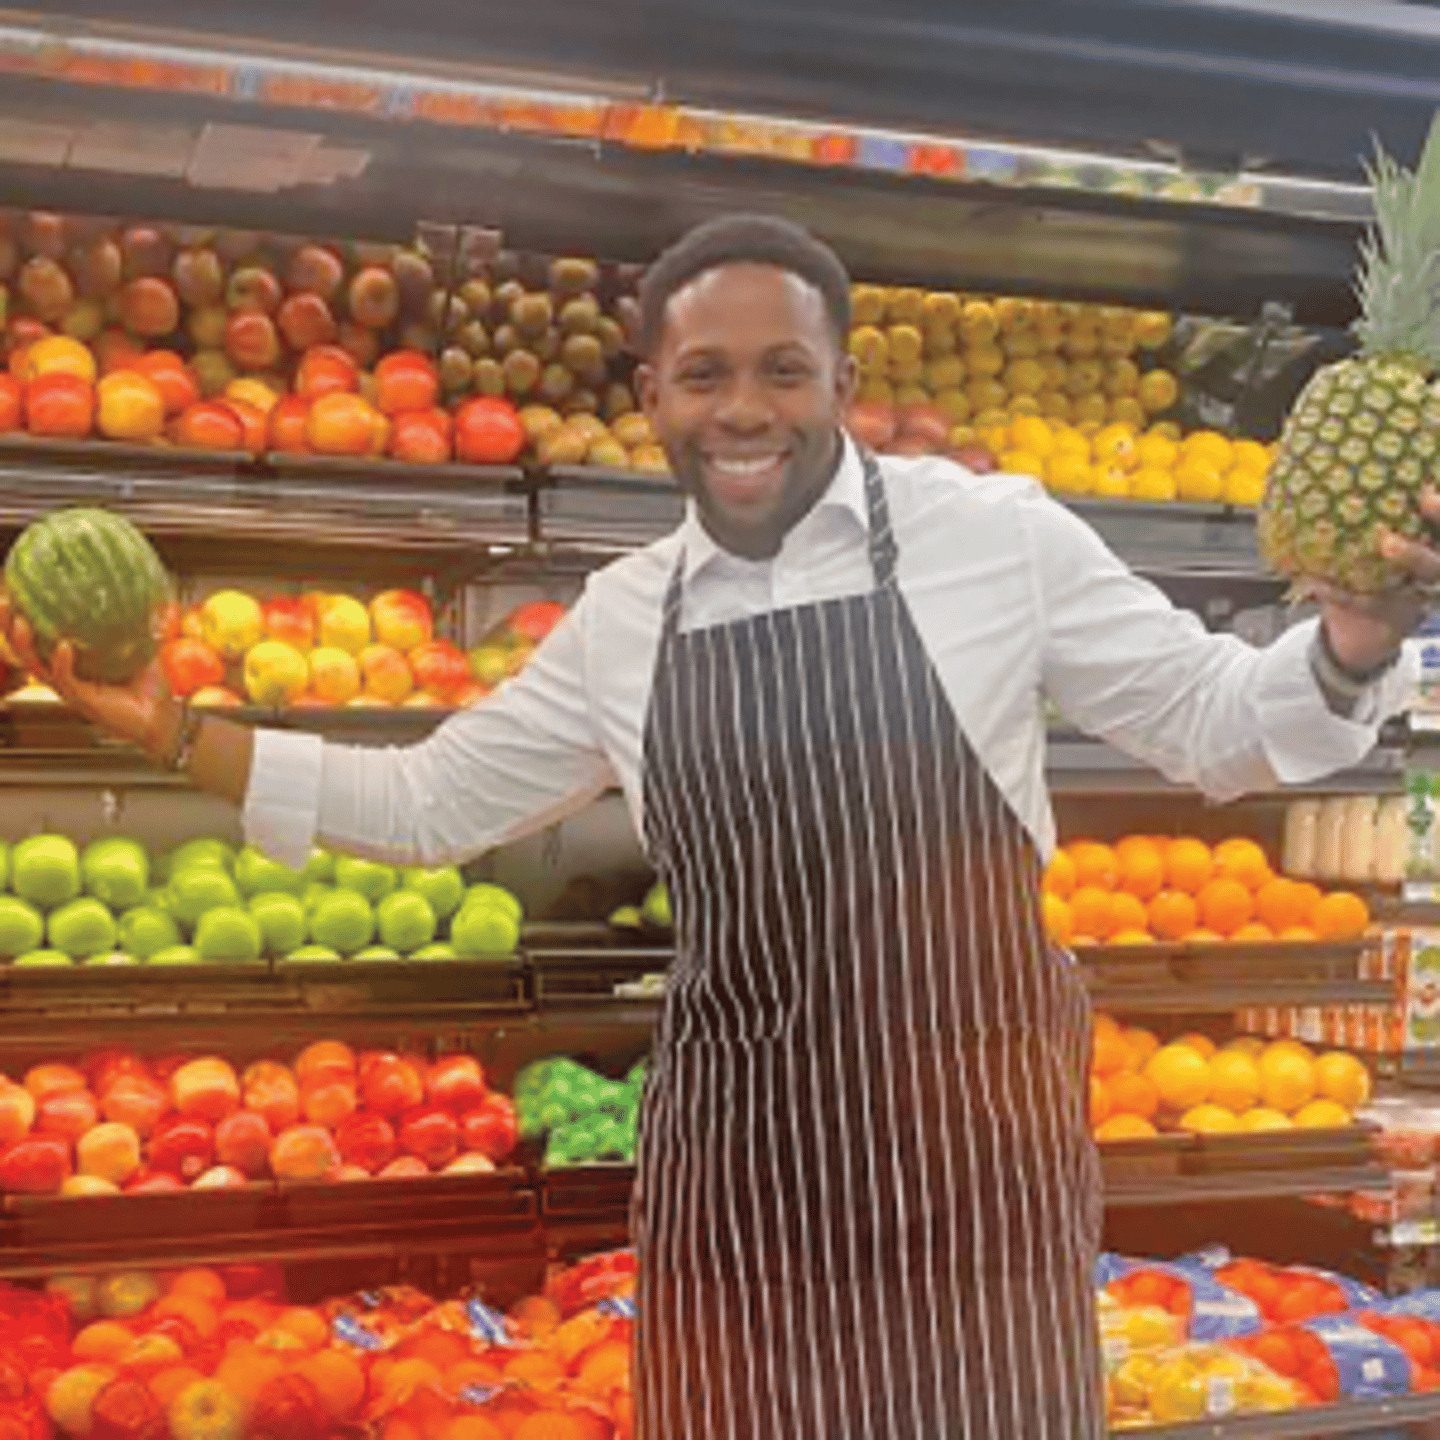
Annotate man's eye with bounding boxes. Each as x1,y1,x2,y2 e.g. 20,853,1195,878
676,367,719,387
769,361,813,384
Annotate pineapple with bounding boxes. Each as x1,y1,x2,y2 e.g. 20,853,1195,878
1259,114,1440,592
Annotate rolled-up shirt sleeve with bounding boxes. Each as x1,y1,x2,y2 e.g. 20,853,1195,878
1026,492,1417,799
242,591,616,870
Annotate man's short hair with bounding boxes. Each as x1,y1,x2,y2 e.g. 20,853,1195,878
637,214,852,356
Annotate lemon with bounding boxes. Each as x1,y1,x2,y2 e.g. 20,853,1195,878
1134,312,1174,348
1135,433,1179,470
1111,1354,1161,1409
1183,429,1234,469
1053,427,1092,459
1292,1098,1352,1129
1230,438,1270,472
1091,465,1130,498
1178,1102,1241,1134
1046,456,1094,495
1235,1107,1293,1132
1315,1051,1371,1109
1259,1043,1316,1113
1208,1051,1262,1111
1093,424,1139,471
1138,369,1179,411
999,449,1045,478
1121,1306,1183,1352
1010,416,1056,456
1175,461,1225,503
1129,467,1177,503
1223,469,1266,507
1145,1043,1211,1109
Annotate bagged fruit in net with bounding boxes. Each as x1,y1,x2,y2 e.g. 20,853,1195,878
545,1249,637,1319
1099,1253,1264,1340
1236,1315,1415,1404
1098,1289,1187,1370
1108,1340,1307,1428
1202,1249,1380,1326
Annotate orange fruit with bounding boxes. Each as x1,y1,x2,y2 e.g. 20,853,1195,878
1107,891,1149,934
1208,1050,1262,1111
1312,891,1370,941
1186,928,1223,943
1175,1032,1217,1058
1197,877,1254,936
574,1339,631,1397
1095,1114,1158,1141
1123,1027,1161,1064
1255,878,1307,933
1068,840,1119,890
1230,922,1275,942
152,1293,219,1341
1165,837,1214,894
1042,893,1073,945
1179,1103,1240,1134
271,1306,330,1351
167,1268,226,1305
509,1295,562,1340
212,1340,286,1409
1070,886,1114,940
1115,836,1165,900
1290,882,1323,924
1259,1043,1317,1113
1235,1107,1293,1133
504,1351,567,1389
1092,1028,1135,1076
1148,889,1198,941
295,1348,367,1422
1094,1011,1122,1036
1279,925,1317,942
441,1419,507,1440
1145,1043,1212,1109
148,1365,205,1410
1043,850,1076,898
72,1321,136,1362
398,1328,470,1372
1293,1098,1352,1129
1108,928,1154,945
1314,1052,1372,1109
1089,1076,1111,1127
515,1412,608,1440
1212,838,1273,891
376,1357,443,1405
1106,1070,1160,1120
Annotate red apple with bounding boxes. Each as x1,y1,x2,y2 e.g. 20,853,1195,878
90,1374,167,1440
277,292,337,352
85,1048,147,1096
459,1093,517,1162
408,640,470,700
226,265,281,315
293,1041,355,1088
240,1061,300,1133
388,408,452,464
37,1088,98,1141
192,1165,249,1190
285,245,344,301
359,1055,424,1118
334,1112,397,1175
369,589,433,654
0,1079,36,1145
77,1122,141,1186
117,277,179,338
214,1110,272,1178
171,1058,240,1123
124,1170,183,1194
398,1105,459,1169
224,312,281,371
261,597,315,651
505,601,568,644
101,1074,169,1138
250,1370,328,1440
0,1135,70,1194
301,1080,356,1130
23,1062,85,1103
160,638,226,699
269,1125,340,1182
896,403,950,452
426,1055,486,1115
377,1156,429,1180
147,1115,214,1181
845,400,897,451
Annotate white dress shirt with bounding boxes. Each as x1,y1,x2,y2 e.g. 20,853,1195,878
243,438,1417,872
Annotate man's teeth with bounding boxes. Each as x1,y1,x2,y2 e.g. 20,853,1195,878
711,456,781,475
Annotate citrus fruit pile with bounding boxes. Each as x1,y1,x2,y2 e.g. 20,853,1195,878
33,1249,635,1438
1044,834,1371,947
1089,1014,1372,1141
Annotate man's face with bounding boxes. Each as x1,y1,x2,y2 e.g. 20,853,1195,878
638,263,856,561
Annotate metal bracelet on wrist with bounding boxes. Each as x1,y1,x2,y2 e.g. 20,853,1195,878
163,703,203,773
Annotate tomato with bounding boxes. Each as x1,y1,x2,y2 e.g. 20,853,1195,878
133,350,201,417
460,1093,517,1162
24,372,95,438
454,397,525,465
374,350,439,416
389,408,453,465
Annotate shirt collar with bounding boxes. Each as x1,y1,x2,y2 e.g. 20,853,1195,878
679,433,869,582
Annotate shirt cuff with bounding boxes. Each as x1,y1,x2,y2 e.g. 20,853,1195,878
242,728,325,872
1252,618,1406,784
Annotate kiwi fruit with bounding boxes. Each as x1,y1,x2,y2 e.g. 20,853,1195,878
887,325,923,366
550,257,600,296
512,293,554,338
887,289,925,326
603,383,636,419
540,363,575,403
473,357,506,397
519,405,565,444
611,412,653,448
561,333,606,384
439,346,473,393
587,435,630,469
630,444,671,475
850,285,886,327
559,295,600,335
565,389,600,416
848,327,889,371
595,316,626,359
502,350,541,397
539,425,590,466
492,324,522,357
458,278,492,316
457,320,490,357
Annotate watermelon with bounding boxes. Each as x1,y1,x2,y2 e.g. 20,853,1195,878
4,508,172,683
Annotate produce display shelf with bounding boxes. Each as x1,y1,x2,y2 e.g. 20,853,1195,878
0,437,529,556
1126,1390,1440,1437
1103,1167,1390,1209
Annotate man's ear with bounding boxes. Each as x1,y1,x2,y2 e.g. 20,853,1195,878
636,362,658,422
835,352,859,408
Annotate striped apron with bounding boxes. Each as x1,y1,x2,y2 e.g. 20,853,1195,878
634,449,1104,1439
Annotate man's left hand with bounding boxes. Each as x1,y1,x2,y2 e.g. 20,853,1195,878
1309,486,1440,676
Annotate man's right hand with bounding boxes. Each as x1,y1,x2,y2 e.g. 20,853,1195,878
0,592,182,764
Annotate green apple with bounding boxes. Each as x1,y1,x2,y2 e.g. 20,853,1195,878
116,906,180,960
84,952,138,967
234,846,304,897
309,890,375,955
303,847,335,883
409,942,457,961
642,882,671,929
608,905,642,930
12,948,73,967
451,904,519,959
146,945,200,965
286,944,341,962
161,838,236,880
0,897,44,959
334,856,397,903
47,898,118,959
377,890,436,953
352,945,400,961
80,836,149,909
401,865,464,919
194,907,262,963
12,835,81,910
249,893,307,956
302,882,333,914
167,867,241,927
461,883,523,924
0,840,9,890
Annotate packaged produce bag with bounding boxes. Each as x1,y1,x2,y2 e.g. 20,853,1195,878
1107,1340,1305,1428
1100,1253,1264,1340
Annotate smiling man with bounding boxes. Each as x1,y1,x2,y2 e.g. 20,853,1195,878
4,214,1434,1438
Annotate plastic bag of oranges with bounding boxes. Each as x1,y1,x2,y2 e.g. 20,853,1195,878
1235,1314,1415,1404
1100,1253,1264,1341
1205,1252,1381,1326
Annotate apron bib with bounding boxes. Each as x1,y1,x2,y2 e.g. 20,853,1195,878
634,451,1104,1439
